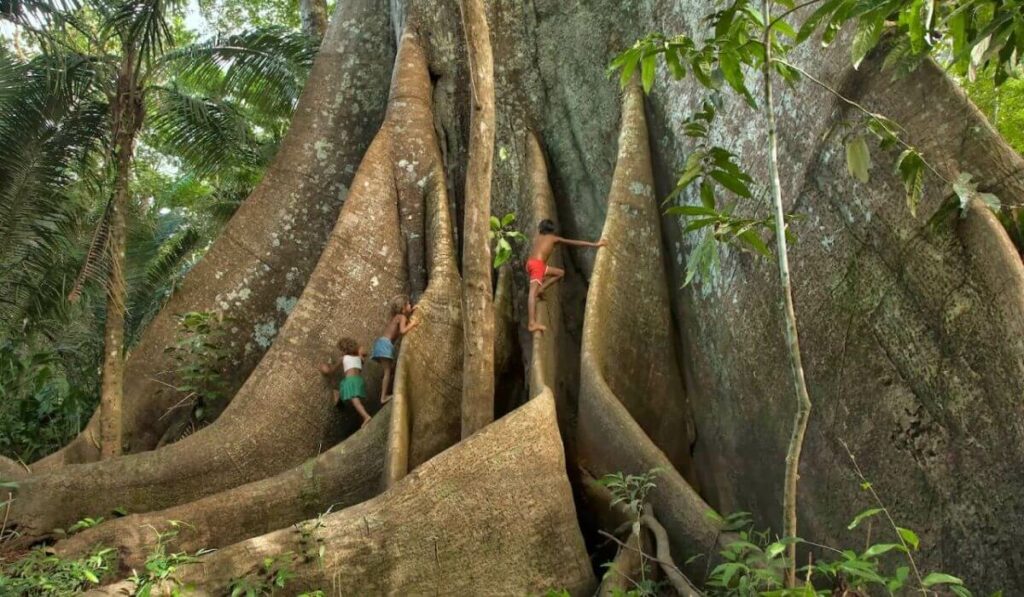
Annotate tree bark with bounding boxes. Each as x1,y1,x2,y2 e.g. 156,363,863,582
577,82,717,578
98,205,125,460
54,408,390,569
299,0,328,40
7,28,429,536
88,394,595,596
458,0,497,438
99,54,143,460
382,29,464,486
32,0,394,469
4,17,444,540
525,132,563,401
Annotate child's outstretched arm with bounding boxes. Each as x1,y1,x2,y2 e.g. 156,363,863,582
556,236,608,248
399,313,419,335
319,359,343,376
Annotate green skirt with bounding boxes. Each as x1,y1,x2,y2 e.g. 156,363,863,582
339,375,366,401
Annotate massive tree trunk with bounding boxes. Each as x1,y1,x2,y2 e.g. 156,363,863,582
7,1,1024,593
380,28,464,486
7,30,431,536
32,0,394,469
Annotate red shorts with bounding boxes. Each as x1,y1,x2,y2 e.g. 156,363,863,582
525,258,547,284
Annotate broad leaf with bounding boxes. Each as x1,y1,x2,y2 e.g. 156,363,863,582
896,526,920,551
710,169,753,198
845,135,871,183
862,543,905,558
922,572,965,587
847,507,883,529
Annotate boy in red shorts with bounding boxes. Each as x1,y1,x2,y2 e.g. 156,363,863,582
526,218,607,334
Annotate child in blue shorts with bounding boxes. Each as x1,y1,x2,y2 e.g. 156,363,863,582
318,337,371,427
375,295,419,405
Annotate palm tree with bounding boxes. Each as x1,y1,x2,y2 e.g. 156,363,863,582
0,1,315,458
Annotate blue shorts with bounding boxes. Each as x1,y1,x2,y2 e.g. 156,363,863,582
371,337,395,361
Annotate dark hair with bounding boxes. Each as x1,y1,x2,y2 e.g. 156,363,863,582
538,219,556,235
336,337,359,355
389,294,410,317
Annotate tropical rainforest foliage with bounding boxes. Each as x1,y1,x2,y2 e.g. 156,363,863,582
0,0,316,461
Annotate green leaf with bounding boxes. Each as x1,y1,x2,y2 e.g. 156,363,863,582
665,48,686,79
847,507,883,530
719,50,754,107
765,542,787,559
907,0,927,54
845,135,871,183
501,213,516,227
617,50,639,88
862,543,905,558
796,0,844,44
851,14,884,69
641,53,657,93
895,149,925,217
896,526,920,551
700,180,716,209
922,572,965,587
736,229,771,258
489,216,500,230
710,169,753,198
678,150,706,190
667,205,719,217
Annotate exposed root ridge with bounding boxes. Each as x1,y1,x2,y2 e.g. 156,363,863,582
526,131,565,400
54,410,390,569
383,30,464,488
578,82,719,573
88,395,594,596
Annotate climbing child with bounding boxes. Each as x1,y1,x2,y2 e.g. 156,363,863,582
526,218,607,334
375,295,419,405
318,337,372,427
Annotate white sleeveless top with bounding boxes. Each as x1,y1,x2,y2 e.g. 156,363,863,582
342,355,362,372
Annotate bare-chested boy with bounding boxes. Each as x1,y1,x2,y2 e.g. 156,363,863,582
374,295,419,405
526,219,607,334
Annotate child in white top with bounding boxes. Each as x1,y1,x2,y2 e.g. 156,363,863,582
318,337,371,426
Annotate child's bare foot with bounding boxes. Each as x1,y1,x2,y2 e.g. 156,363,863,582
380,394,393,405
528,322,546,334
361,416,372,428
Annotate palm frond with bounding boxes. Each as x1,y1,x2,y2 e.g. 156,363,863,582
67,197,111,303
160,26,316,118
125,222,199,339
0,51,108,329
145,84,260,176
0,0,83,27
98,0,182,70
